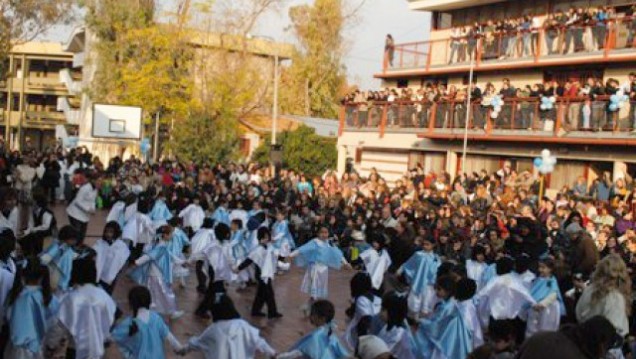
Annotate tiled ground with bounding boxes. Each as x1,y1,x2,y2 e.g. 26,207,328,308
52,207,354,358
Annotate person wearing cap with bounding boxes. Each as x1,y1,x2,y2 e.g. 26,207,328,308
516,316,623,359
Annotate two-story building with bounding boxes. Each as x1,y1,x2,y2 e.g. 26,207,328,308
338,0,636,193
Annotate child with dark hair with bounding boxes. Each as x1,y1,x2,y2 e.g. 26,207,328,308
92,221,130,294
112,286,183,359
377,292,419,359
397,236,441,319
191,223,234,318
525,258,564,338
466,244,488,292
416,275,472,359
359,233,392,292
178,194,205,232
514,253,536,290
129,225,184,320
179,293,276,358
456,277,484,349
475,256,534,336
343,272,382,351
279,300,349,359
48,258,116,359
229,218,250,287
123,194,155,261
21,188,57,256
4,257,56,359
272,209,295,272
167,217,190,288
289,226,350,314
235,227,283,319
191,218,216,293
40,225,79,293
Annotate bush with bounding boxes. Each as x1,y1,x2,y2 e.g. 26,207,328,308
252,125,336,177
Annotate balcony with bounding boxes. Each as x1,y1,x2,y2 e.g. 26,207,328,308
339,97,636,146
56,97,81,125
380,17,636,78
26,111,67,126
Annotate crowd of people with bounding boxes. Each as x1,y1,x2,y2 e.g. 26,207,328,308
342,74,636,132
384,5,636,68
0,143,636,358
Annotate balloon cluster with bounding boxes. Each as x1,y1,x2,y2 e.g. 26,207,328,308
490,95,504,119
540,96,556,111
140,138,151,155
533,149,557,174
609,90,629,112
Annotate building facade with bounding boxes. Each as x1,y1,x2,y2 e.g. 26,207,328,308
338,0,636,194
1,42,80,151
62,27,294,162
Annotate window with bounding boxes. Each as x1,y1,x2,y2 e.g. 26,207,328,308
355,148,362,164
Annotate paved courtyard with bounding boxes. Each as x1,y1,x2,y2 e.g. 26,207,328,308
52,207,354,358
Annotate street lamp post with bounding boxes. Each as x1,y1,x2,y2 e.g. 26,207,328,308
248,34,281,176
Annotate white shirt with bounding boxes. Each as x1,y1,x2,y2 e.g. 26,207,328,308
66,182,97,223
576,284,630,336
187,319,275,359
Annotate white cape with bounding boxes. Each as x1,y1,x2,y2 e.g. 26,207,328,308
58,284,117,359
92,239,131,285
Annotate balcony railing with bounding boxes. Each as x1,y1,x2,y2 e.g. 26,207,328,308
339,97,636,144
382,16,636,74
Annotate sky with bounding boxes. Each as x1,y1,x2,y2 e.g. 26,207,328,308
41,0,430,89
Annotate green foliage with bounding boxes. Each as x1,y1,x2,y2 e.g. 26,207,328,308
281,0,347,119
168,110,240,164
86,1,195,125
252,125,336,177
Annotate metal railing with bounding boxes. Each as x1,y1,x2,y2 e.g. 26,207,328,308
383,16,636,72
340,96,636,139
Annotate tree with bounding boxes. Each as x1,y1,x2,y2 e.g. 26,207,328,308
281,0,348,119
252,125,337,177
0,0,74,78
169,110,240,164
85,0,194,125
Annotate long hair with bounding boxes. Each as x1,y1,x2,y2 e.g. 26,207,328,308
128,286,152,336
7,256,52,307
590,254,632,315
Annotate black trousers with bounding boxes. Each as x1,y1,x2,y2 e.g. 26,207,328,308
196,279,226,316
195,260,207,292
252,278,278,316
68,215,87,241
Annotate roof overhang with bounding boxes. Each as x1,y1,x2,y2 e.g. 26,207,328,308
408,0,507,12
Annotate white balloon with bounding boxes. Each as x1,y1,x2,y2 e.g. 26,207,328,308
541,149,551,159
619,102,625,109
550,97,556,103
491,111,499,119
546,156,557,165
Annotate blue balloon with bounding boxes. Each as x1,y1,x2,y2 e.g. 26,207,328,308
610,94,619,103
534,158,543,167
609,103,618,111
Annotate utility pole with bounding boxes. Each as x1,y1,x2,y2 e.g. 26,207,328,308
153,110,160,162
272,53,279,146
